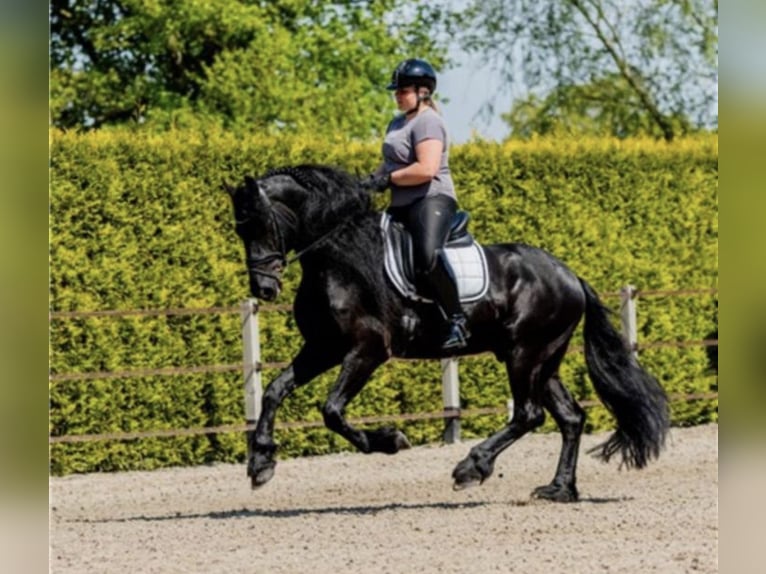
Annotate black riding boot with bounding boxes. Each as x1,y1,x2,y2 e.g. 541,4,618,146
425,251,471,351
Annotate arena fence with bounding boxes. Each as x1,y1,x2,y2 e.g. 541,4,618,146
49,286,718,446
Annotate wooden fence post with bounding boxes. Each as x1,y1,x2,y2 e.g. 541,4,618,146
241,298,262,458
620,285,638,359
441,357,460,443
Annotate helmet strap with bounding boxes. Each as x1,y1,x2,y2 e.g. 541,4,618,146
405,88,431,117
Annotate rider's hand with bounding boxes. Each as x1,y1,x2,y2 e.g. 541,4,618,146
359,172,391,193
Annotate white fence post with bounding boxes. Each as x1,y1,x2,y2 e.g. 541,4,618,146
620,285,638,359
241,298,262,457
441,357,460,443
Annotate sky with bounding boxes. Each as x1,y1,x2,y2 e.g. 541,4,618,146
435,0,721,144
438,52,510,144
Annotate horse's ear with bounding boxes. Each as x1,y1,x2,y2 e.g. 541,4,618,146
221,180,236,198
243,175,270,205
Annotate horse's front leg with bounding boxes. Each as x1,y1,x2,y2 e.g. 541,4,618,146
321,331,411,455
249,344,339,489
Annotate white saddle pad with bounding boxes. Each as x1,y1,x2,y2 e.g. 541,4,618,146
381,213,489,304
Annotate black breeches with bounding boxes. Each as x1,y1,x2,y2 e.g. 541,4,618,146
387,194,457,272
388,194,462,317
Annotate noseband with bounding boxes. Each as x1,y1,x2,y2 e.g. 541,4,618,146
236,207,288,284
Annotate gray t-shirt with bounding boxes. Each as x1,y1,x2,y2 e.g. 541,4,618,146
382,107,456,207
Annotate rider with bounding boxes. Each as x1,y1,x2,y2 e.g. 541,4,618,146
362,58,470,351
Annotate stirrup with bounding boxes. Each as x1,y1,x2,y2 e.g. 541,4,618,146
442,316,470,351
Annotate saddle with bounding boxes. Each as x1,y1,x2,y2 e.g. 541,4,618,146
381,212,489,303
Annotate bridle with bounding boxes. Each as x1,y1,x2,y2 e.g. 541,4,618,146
236,200,351,284
236,206,288,284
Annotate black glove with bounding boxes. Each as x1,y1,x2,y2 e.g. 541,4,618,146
359,172,391,193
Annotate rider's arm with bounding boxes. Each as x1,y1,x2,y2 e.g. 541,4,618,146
390,138,443,187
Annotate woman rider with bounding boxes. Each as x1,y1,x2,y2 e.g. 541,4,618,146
362,58,470,351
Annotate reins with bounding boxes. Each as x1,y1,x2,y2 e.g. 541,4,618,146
239,200,355,276
285,218,353,266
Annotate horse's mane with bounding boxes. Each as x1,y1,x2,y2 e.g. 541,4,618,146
261,164,391,312
263,164,374,234
264,165,361,197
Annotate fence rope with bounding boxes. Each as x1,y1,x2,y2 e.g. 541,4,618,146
635,288,718,298
46,288,719,320
49,288,719,446
48,340,718,383
48,392,718,444
49,303,293,320
48,339,718,383
49,364,242,382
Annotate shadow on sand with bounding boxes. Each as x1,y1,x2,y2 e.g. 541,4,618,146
68,495,632,524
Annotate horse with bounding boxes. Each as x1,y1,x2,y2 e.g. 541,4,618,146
223,165,669,501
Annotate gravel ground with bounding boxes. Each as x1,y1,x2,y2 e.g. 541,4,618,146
50,424,718,573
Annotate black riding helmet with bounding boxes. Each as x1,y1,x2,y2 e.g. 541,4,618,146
386,58,437,94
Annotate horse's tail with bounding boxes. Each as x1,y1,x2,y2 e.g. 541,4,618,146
579,278,669,469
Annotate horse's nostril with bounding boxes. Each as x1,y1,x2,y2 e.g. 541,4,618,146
261,287,277,300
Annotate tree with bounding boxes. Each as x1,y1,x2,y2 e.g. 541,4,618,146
50,0,449,137
458,0,718,141
502,73,693,139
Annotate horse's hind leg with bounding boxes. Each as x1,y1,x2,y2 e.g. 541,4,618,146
452,352,546,490
531,375,585,502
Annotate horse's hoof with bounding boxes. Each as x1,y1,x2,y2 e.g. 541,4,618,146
452,478,482,491
531,483,579,502
366,427,411,454
250,465,275,490
393,430,412,451
451,455,487,490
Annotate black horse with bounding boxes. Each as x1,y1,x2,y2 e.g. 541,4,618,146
224,165,669,501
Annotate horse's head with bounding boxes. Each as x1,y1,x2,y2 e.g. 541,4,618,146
223,175,286,301
224,165,371,301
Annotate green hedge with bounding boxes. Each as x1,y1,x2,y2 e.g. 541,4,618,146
49,129,718,475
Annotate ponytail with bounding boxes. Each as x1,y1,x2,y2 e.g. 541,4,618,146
418,87,440,113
